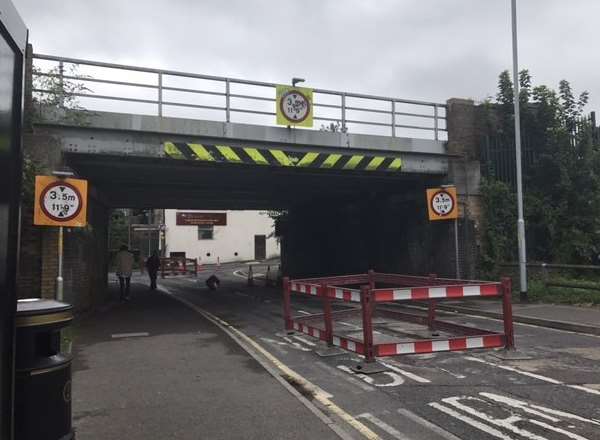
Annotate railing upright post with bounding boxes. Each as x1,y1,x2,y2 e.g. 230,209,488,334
391,101,396,137
225,79,231,123
341,93,347,133
360,285,375,363
283,277,292,331
158,72,163,118
58,60,65,108
434,104,439,140
322,283,333,346
501,277,515,350
427,273,437,330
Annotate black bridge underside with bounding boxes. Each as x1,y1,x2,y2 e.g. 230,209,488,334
66,153,444,210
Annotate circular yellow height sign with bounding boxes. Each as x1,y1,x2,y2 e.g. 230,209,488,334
426,187,458,221
34,176,88,227
276,85,313,127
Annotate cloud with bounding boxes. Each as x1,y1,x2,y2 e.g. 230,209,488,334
15,0,600,111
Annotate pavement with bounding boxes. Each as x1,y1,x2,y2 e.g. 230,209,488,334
71,279,340,440
71,267,600,439
437,298,600,335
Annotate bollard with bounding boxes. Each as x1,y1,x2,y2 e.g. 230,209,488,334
194,258,198,277
360,285,375,363
322,282,333,346
282,277,292,330
276,264,283,287
501,277,515,350
247,265,254,287
265,265,272,287
427,273,437,330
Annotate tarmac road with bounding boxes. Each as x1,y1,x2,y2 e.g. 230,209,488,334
158,262,600,440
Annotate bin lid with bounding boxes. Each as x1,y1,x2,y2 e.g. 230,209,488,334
16,298,73,327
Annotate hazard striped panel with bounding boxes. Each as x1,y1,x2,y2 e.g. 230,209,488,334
373,283,501,302
326,287,361,303
292,321,326,341
290,282,320,296
163,142,402,172
376,335,505,356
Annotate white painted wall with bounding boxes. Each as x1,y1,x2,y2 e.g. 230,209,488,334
164,210,279,264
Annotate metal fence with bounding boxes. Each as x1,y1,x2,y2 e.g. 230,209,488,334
481,111,599,187
31,53,447,140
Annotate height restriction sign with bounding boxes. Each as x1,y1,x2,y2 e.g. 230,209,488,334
426,187,458,221
34,175,88,227
276,85,313,127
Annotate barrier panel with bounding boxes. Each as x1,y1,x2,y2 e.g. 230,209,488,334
282,271,514,363
160,258,199,278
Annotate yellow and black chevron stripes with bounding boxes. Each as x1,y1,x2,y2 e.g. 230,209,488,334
163,142,402,172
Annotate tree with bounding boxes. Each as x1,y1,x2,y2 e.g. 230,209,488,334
481,70,597,270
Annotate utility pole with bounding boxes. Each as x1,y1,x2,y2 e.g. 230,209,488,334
511,0,528,301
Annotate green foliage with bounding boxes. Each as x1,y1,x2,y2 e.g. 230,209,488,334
109,209,130,250
481,70,598,274
21,152,47,207
479,178,517,277
528,277,600,305
32,64,93,125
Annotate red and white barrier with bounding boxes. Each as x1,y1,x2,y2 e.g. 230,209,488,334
282,272,515,364
373,283,500,302
376,335,504,356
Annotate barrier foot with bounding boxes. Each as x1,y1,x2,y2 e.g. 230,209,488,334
351,361,388,374
275,331,296,337
315,346,346,357
491,349,533,361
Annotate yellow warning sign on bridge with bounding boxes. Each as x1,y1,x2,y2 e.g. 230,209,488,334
34,175,88,227
426,187,458,221
276,85,313,127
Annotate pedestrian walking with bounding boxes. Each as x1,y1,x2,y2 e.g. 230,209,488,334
145,251,160,290
115,244,134,301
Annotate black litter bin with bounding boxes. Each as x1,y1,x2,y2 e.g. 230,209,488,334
14,298,74,440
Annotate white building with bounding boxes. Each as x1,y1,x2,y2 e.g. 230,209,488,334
164,210,279,264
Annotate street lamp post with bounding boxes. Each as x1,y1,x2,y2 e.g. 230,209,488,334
511,0,528,301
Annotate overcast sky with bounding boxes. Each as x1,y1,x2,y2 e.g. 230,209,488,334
13,0,600,115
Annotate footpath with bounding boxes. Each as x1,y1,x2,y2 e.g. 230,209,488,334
70,280,340,440
438,298,600,335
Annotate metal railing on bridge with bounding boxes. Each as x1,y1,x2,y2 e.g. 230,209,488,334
31,53,447,141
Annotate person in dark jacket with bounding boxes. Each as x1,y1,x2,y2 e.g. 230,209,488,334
145,251,161,290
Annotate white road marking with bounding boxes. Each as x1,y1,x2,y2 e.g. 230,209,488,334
379,360,431,384
275,336,312,352
356,413,412,440
480,392,600,426
337,365,404,387
432,392,597,440
339,321,361,329
292,335,317,346
297,310,311,315
528,419,589,440
111,332,149,338
429,402,513,440
314,361,375,392
259,338,288,355
396,408,463,440
465,356,600,396
438,368,466,379
232,270,246,279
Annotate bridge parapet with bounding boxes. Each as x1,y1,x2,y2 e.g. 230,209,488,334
32,53,447,142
